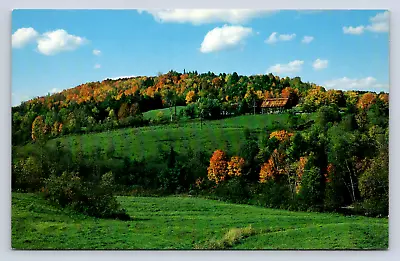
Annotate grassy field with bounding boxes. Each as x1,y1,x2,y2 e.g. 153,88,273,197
20,113,292,160
12,193,388,250
143,106,186,120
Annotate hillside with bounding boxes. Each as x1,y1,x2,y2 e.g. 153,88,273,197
12,193,388,250
18,113,295,160
13,70,370,146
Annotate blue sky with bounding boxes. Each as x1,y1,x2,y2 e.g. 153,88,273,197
11,9,389,106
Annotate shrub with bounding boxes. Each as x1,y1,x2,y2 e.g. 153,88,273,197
12,157,44,192
252,181,291,209
315,105,341,130
214,177,249,204
158,167,182,194
44,171,130,220
183,104,197,119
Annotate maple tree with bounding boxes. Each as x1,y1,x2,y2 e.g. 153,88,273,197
357,92,377,110
259,149,286,183
207,150,228,184
227,156,245,177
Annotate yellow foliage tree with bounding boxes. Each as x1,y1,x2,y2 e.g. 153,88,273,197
269,130,294,142
185,90,196,104
227,156,245,177
31,116,48,141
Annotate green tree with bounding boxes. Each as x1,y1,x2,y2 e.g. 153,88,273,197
327,126,359,204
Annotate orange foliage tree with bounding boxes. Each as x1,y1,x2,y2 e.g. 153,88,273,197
378,93,389,105
207,150,228,184
259,149,286,183
357,92,377,110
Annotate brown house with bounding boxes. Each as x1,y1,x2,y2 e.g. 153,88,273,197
260,98,289,114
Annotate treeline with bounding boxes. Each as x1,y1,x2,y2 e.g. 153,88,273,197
12,70,387,145
12,95,389,217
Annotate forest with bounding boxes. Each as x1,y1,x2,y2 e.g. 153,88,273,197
12,70,389,223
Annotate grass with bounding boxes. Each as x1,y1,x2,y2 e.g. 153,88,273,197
12,193,388,250
19,113,293,160
143,106,186,120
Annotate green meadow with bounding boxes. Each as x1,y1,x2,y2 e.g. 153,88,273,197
20,113,292,160
12,193,388,250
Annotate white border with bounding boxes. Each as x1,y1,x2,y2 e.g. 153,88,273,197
1,1,398,260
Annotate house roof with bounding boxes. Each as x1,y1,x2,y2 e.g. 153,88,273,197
261,98,289,108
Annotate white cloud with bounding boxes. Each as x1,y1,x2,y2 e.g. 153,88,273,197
12,27,39,48
366,11,389,32
94,64,101,69
265,32,296,44
324,77,389,92
200,25,253,53
343,11,389,35
301,36,314,43
343,26,365,35
279,33,296,41
265,32,278,44
267,60,304,74
313,59,329,70
93,49,101,56
37,29,87,55
138,9,275,25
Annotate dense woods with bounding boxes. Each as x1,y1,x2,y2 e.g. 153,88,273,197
12,71,389,218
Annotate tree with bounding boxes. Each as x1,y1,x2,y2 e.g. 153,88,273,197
358,145,388,216
315,105,341,130
207,150,228,184
326,90,345,107
183,103,196,119
259,149,286,183
303,86,327,112
227,156,245,177
327,125,360,204
298,166,324,208
269,130,294,142
344,91,359,108
162,88,176,122
117,103,130,119
185,90,196,104
31,116,48,142
129,103,141,116
244,88,258,115
357,92,377,110
229,72,239,85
